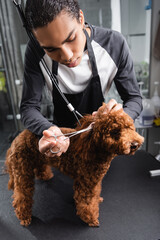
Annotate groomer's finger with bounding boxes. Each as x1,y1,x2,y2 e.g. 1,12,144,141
43,129,53,138
46,137,70,157
57,136,70,153
111,103,123,112
39,140,56,154
103,99,117,114
40,126,61,154
92,111,97,116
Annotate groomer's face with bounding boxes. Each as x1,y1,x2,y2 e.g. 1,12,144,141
33,10,86,68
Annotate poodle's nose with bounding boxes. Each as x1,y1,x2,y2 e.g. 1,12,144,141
130,142,139,150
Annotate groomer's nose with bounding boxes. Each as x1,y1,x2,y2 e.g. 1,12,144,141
60,45,73,62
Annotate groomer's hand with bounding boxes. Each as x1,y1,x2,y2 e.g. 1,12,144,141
92,99,122,116
38,126,70,157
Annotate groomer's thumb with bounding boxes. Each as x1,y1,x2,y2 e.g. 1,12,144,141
92,111,97,116
43,130,54,139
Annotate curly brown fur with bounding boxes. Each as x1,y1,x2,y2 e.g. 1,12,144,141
5,103,144,227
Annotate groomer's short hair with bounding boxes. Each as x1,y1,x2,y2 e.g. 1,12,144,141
25,0,80,30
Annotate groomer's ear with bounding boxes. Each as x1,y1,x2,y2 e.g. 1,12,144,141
79,10,85,26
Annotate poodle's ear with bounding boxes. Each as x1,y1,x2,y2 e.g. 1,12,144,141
109,109,134,128
112,109,134,129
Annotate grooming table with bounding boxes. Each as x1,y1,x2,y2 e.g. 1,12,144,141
0,150,160,240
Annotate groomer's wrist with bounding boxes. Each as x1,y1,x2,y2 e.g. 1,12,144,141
48,125,60,131
46,125,63,137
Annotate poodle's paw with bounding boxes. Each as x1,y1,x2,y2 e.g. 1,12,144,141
36,172,54,180
88,219,100,227
20,218,32,227
42,171,54,180
99,197,103,203
8,179,14,190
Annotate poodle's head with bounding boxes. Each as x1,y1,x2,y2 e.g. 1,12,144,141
91,103,144,156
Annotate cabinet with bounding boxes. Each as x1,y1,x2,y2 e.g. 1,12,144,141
135,118,160,156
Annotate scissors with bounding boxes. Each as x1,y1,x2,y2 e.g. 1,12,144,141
45,123,94,154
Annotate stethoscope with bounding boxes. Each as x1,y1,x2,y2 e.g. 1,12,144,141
13,0,83,126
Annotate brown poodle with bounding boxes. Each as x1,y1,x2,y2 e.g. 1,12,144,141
5,103,144,227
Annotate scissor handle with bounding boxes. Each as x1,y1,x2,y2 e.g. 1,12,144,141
46,123,94,154
50,146,61,154
44,135,61,154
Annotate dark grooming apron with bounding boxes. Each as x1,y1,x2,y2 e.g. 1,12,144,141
52,29,104,128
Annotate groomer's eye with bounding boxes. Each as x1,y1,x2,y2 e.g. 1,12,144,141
67,35,76,42
46,48,57,53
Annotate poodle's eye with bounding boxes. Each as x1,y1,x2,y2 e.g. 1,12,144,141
110,128,121,140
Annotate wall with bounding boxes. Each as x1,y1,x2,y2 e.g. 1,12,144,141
78,0,111,28
150,0,160,97
147,0,160,156
121,0,148,63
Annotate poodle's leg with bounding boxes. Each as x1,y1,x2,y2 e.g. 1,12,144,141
34,164,53,180
99,196,104,203
7,164,14,190
5,151,14,190
73,180,102,227
12,170,35,226
8,172,14,190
